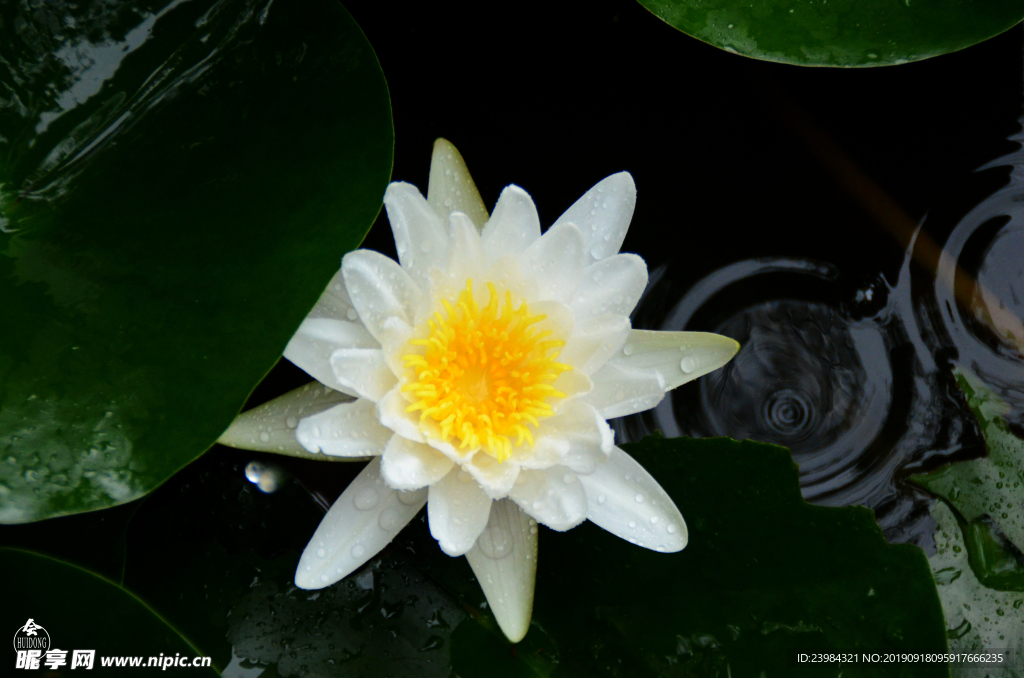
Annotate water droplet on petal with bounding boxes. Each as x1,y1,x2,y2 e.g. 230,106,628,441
635,493,644,503
680,356,697,373
316,547,326,558
258,432,271,443
353,487,379,510
286,416,298,429
351,544,366,559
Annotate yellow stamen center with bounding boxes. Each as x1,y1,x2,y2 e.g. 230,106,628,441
402,280,571,462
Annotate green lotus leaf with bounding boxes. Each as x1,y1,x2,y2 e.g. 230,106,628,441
1,548,217,674
638,0,1024,67
0,0,393,523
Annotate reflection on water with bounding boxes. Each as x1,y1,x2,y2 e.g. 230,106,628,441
621,143,1024,548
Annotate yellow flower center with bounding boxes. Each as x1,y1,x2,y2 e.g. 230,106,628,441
402,280,571,462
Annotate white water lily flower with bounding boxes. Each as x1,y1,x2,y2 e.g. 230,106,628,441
220,139,739,642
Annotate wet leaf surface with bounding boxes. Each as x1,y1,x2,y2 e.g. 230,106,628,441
638,0,1024,66
0,0,393,523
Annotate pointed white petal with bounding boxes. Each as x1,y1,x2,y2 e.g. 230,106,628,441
542,400,613,474
586,361,666,418
295,458,427,589
342,249,424,343
510,436,567,470
611,330,740,391
218,383,352,454
484,253,539,303
295,398,392,457
579,446,687,552
552,367,593,401
570,254,648,320
305,269,361,322
384,182,448,289
380,435,454,490
428,468,492,556
553,172,636,265
559,314,631,374
427,138,489,228
465,499,538,643
464,453,520,499
377,386,426,443
328,348,397,402
444,211,486,284
509,466,587,531
520,222,586,304
481,185,542,265
529,300,574,346
284,318,378,394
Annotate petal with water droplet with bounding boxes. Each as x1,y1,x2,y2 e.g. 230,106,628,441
464,452,520,498
380,435,454,490
376,386,426,443
384,181,448,289
218,382,353,455
342,249,424,343
579,446,686,552
559,314,631,375
585,361,666,418
570,254,647,320
295,398,392,456
329,348,396,402
481,185,542,265
426,138,489,229
295,457,426,589
509,466,587,531
444,211,486,284
552,172,635,265
611,330,740,391
520,222,586,304
284,318,378,395
428,467,492,556
465,498,537,643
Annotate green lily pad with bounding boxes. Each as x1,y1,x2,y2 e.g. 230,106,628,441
928,501,1023,676
637,0,1024,66
118,437,946,677
0,0,393,523
912,370,1024,556
0,548,217,674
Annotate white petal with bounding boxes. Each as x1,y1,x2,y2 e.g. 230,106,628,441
295,458,427,589
284,318,378,395
612,330,741,391
559,314,631,374
579,446,687,552
305,269,361,322
218,383,352,454
529,300,574,346
481,185,542,265
296,398,393,457
380,435,454,490
465,453,520,499
553,172,636,265
541,400,613,474
428,468,492,556
377,386,426,443
586,362,666,418
520,222,586,304
384,182,448,289
328,348,397,402
444,211,486,284
570,254,648,320
342,249,424,343
483,253,539,302
552,367,593,401
510,436,567,470
465,499,538,643
509,466,587,531
426,138,489,228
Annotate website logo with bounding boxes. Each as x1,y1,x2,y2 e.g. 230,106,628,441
12,620,49,654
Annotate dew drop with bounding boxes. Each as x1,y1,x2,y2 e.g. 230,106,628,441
667,523,677,534
597,494,606,503
635,493,644,503
351,544,366,559
316,547,326,558
286,416,299,429
258,432,271,443
628,521,637,529
353,487,379,510
680,356,697,373
379,508,400,531
346,307,359,321
478,526,512,560
320,574,329,583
